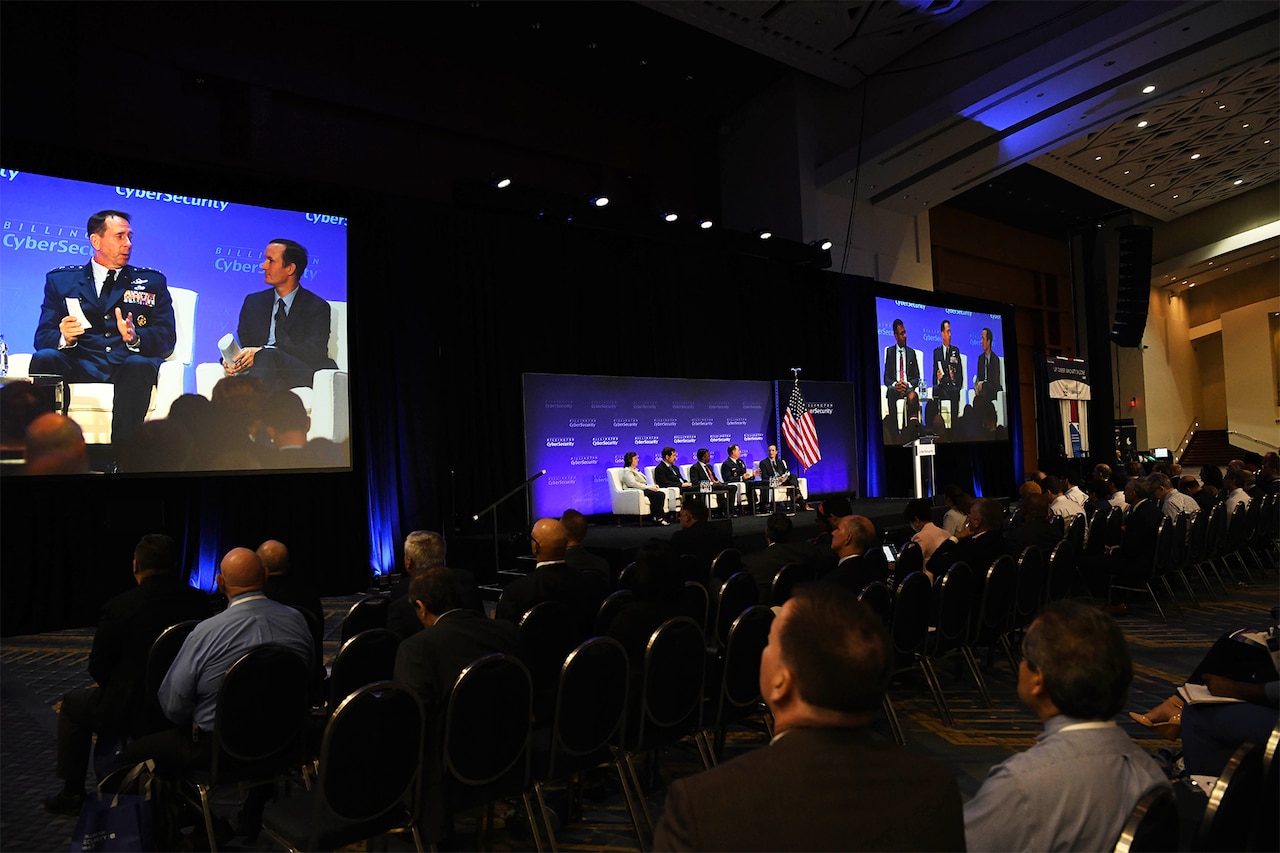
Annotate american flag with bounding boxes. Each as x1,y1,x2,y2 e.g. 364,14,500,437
782,381,820,470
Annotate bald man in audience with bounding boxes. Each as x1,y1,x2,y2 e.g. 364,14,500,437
121,547,312,773
653,584,964,851
964,600,1169,850
24,412,89,474
495,517,599,632
823,515,883,593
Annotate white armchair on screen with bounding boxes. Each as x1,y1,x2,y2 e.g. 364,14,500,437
195,300,348,442
7,286,198,444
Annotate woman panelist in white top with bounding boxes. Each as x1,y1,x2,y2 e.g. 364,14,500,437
621,451,670,526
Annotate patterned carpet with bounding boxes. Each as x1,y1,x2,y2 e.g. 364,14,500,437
2,572,1276,852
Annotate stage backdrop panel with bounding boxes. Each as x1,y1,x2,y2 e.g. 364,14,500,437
523,373,857,518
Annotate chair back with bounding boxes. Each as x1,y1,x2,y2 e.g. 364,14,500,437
616,562,638,591
1045,538,1076,602
894,541,924,578
594,588,635,636
340,595,389,642
1048,514,1065,540
1166,512,1189,573
1196,740,1265,851
142,620,200,734
770,562,814,607
710,548,743,584
1113,786,1178,853
1105,504,1126,547
328,628,402,710
519,600,586,720
1252,724,1280,852
319,681,423,823
1011,546,1045,630
718,605,774,712
857,580,893,631
1186,507,1210,563
1224,502,1249,551
442,653,533,787
1065,513,1087,552
889,572,932,661
211,643,310,773
930,563,971,655
712,572,759,648
630,616,705,751
543,637,629,780
679,581,709,632
970,555,1015,646
676,552,707,586
1083,509,1108,555
1204,502,1228,559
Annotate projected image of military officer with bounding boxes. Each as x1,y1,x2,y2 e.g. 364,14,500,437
221,239,336,393
31,210,175,447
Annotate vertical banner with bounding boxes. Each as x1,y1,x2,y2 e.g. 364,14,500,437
1045,356,1091,458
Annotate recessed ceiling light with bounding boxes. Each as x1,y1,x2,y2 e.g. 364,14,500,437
1142,85,1156,94
1137,120,1149,128
1242,123,1250,128
1218,104,1226,110
1191,153,1201,160
1124,170,1131,175
1150,183,1157,188
1234,179,1244,185
1172,194,1179,198
1094,155,1103,161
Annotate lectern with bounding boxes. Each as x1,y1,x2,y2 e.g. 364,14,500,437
906,436,937,500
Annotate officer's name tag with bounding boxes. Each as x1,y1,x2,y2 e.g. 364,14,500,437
122,290,157,307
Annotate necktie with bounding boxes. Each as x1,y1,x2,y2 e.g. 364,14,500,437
103,269,117,295
275,298,287,328
899,349,905,382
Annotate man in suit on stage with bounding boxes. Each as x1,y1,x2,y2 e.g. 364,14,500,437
653,584,965,851
883,318,921,430
929,319,963,432
688,447,738,517
759,443,806,511
720,444,763,514
974,327,1001,404
222,238,336,393
30,210,176,446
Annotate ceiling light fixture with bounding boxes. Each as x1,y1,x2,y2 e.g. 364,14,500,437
819,239,833,251
698,219,714,230
1234,179,1244,185
1137,120,1149,128
1142,85,1156,94
492,176,512,189
661,211,678,222
589,196,609,207
758,230,772,240
1191,153,1201,160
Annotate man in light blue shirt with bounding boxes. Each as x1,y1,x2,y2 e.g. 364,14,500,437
964,600,1170,852
122,546,313,773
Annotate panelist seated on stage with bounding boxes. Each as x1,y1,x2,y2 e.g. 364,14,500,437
882,317,921,415
688,447,739,516
759,444,806,510
928,318,963,432
720,443,763,514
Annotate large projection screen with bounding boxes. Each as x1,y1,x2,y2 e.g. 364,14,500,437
523,373,857,517
0,167,350,469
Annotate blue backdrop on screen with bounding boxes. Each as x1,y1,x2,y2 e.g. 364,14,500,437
523,374,858,517
0,168,348,375
873,296,1009,444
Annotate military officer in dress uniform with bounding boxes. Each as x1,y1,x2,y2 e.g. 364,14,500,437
30,210,175,447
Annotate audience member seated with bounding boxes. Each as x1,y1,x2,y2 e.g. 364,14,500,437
941,485,971,536
44,534,211,815
24,412,89,475
809,496,851,577
1044,476,1084,521
1,380,48,469
392,565,526,842
668,498,733,584
902,498,950,569
1199,464,1223,502
388,530,483,639
1148,471,1199,520
927,497,1008,596
259,539,326,697
1004,492,1059,561
496,518,600,634
823,515,884,593
652,584,965,851
207,374,273,469
1178,475,1215,513
120,547,313,775
1222,468,1252,515
561,509,612,581
606,540,684,701
165,393,220,470
117,419,194,472
964,600,1170,851
1080,476,1162,601
742,512,819,601
261,388,313,467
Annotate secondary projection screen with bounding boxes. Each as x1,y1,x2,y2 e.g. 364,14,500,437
0,167,350,472
523,373,858,518
873,295,1010,446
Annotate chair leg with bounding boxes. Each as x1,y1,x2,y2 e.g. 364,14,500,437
916,658,954,728
1175,570,1200,607
961,646,994,708
623,753,654,848
197,784,219,853
525,789,549,853
613,757,647,853
882,695,906,746
1145,584,1168,622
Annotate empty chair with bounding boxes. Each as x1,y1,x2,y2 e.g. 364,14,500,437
326,628,402,713
883,572,934,747
1108,516,1178,622
962,555,1016,705
527,637,634,853
918,563,973,727
857,581,901,746
1112,786,1178,853
679,581,709,633
1003,547,1045,670
697,604,774,765
519,600,587,726
1195,740,1265,852
710,572,758,649
769,562,814,607
340,594,390,643
594,588,635,636
1045,538,1077,603
1182,508,1219,600
710,548,743,584
261,681,425,852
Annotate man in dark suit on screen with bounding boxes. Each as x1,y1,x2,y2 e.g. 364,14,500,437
221,239,336,393
883,317,920,422
653,584,964,851
974,326,1001,404
929,318,963,432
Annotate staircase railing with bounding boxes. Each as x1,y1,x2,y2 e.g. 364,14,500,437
1226,430,1279,455
1174,418,1198,463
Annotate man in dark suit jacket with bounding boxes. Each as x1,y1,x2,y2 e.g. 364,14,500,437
929,319,964,431
392,566,526,842
30,210,176,446
221,239,337,393
669,498,734,582
689,447,738,516
561,509,612,581
974,327,1001,403
45,534,210,814
495,518,599,633
823,515,886,594
1081,477,1163,601
720,444,762,513
653,584,965,851
928,497,1009,607
743,513,821,602
758,444,806,510
883,318,921,428
387,530,484,638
